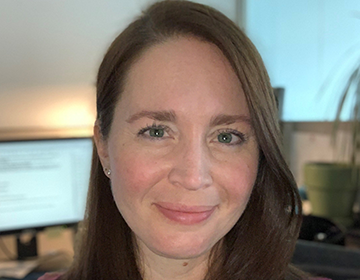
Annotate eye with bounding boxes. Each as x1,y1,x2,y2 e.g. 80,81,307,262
149,127,164,138
137,124,170,139
216,130,246,146
218,132,233,143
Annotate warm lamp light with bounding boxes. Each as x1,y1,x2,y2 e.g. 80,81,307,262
48,102,95,128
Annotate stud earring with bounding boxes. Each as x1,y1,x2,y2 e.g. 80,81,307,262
104,168,111,177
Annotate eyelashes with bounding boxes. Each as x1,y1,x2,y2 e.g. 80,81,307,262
137,123,247,146
137,124,171,140
216,129,246,145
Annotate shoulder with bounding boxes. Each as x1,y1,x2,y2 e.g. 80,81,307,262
38,272,63,280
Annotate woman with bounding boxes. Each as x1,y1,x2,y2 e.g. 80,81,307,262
40,1,328,279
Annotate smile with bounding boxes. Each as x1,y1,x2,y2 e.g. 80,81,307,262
154,203,216,225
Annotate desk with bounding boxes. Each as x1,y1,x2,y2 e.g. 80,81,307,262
293,240,360,280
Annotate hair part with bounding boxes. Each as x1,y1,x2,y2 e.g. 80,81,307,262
62,1,304,279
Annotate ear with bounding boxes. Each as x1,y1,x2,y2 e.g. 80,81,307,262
93,121,110,170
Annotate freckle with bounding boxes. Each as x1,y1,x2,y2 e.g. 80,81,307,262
183,262,188,266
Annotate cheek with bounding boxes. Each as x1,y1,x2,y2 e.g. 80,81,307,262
221,156,258,208
109,148,164,198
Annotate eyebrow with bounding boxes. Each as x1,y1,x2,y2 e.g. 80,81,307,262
127,110,251,127
126,110,176,123
210,114,252,127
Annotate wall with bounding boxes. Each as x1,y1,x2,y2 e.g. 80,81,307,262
244,0,360,121
0,0,237,131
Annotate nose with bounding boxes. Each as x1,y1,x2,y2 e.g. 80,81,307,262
168,139,213,190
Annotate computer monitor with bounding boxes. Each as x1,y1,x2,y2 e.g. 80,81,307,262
0,137,93,259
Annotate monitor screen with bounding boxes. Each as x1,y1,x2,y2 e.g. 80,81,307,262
0,137,93,234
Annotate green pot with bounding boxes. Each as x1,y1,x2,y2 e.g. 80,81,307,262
304,162,359,227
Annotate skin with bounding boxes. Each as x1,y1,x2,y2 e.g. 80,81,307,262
94,37,259,280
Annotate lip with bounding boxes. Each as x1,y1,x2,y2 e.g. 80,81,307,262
154,203,216,225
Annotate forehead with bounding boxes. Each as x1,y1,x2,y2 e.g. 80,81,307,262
119,36,248,118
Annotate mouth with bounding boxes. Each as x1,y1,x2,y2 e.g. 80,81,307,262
154,203,216,225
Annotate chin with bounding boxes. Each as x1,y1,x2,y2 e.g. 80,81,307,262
146,232,217,260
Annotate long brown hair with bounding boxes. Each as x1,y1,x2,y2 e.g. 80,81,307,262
62,1,304,279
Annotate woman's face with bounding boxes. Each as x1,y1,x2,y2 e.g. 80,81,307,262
95,37,259,261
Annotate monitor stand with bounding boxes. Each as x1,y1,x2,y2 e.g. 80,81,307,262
16,232,38,260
